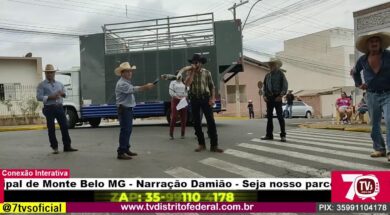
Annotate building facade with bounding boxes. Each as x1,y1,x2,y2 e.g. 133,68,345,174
0,57,42,117
276,27,355,92
220,56,270,117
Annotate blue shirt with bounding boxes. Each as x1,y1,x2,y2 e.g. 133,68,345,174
115,77,140,108
353,50,390,91
36,79,66,105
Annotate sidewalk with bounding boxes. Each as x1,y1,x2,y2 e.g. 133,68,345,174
300,121,386,133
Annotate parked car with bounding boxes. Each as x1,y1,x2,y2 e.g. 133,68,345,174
272,101,314,118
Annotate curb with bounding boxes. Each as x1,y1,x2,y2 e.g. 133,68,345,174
0,125,49,132
215,116,251,120
300,124,386,133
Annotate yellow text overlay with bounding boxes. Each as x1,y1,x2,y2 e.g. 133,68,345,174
0,202,65,213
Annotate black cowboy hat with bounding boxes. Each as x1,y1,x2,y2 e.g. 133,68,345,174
188,54,207,64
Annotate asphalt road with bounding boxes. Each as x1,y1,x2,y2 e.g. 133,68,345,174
0,118,388,178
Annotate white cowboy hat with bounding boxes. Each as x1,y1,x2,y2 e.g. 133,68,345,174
355,31,390,54
114,62,136,76
44,64,57,72
265,57,283,68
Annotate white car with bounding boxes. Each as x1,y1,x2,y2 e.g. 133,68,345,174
272,101,314,118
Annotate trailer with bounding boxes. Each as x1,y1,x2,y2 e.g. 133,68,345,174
59,13,243,128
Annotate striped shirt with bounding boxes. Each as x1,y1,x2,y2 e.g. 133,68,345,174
179,66,214,98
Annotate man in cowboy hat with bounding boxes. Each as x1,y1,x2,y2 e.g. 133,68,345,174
179,54,223,153
115,62,155,160
36,64,77,154
261,58,288,142
352,32,390,162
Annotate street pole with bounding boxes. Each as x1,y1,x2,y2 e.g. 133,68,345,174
228,0,248,117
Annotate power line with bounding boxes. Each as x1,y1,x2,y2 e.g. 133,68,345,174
244,47,352,79
244,0,337,30
8,0,163,20
245,0,331,28
0,26,79,37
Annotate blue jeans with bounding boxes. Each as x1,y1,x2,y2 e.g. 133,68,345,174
366,91,390,152
42,105,71,149
117,106,133,154
285,104,293,118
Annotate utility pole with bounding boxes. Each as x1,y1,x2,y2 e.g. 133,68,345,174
228,0,248,117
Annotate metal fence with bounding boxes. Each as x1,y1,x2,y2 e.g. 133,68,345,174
0,84,42,117
103,13,215,54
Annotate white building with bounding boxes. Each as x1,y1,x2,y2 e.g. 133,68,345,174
276,27,355,91
0,56,42,116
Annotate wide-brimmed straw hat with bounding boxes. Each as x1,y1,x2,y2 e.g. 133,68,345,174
355,31,390,53
44,64,57,72
114,62,137,76
265,57,283,68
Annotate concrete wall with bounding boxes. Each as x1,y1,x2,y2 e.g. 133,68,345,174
321,94,340,118
0,58,42,85
297,96,320,117
0,57,42,116
276,28,355,92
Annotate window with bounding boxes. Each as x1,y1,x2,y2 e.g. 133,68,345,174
0,84,4,101
56,74,72,86
226,85,247,103
293,101,305,106
4,83,16,100
0,83,21,101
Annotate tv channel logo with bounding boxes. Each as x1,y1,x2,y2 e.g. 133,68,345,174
332,171,390,203
342,174,380,200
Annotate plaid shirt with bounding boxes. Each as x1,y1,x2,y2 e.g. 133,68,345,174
183,67,215,99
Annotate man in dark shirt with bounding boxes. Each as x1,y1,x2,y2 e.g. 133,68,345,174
261,58,288,142
352,32,390,162
285,90,294,118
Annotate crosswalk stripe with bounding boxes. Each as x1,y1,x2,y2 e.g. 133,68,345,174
199,157,274,177
240,142,386,170
253,138,377,163
287,132,371,143
285,137,369,152
294,128,371,137
281,134,371,147
224,149,329,177
165,167,205,178
288,130,371,141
